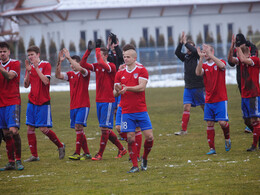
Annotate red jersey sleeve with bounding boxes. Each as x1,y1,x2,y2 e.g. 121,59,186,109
251,56,260,67
43,62,51,77
9,60,20,77
114,71,122,84
96,48,116,73
139,67,149,80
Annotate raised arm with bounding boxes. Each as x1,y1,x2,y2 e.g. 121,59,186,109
204,44,226,69
175,32,186,61
195,47,204,76
96,47,114,72
80,41,94,70
228,34,238,65
55,50,65,80
237,47,254,66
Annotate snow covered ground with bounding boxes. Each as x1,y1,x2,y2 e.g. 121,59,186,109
19,68,237,93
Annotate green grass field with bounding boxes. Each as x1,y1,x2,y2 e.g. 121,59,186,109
0,85,259,194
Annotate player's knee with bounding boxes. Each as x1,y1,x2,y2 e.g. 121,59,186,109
115,125,121,133
219,121,227,128
39,127,48,134
27,125,35,132
146,134,154,142
75,124,83,131
183,104,191,111
9,127,19,135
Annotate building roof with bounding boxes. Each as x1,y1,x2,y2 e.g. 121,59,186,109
1,0,258,17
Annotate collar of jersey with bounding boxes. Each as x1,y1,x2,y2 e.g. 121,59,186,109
126,65,137,73
0,58,11,67
205,61,214,66
32,60,43,67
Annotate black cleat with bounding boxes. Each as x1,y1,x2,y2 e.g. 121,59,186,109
127,166,139,173
0,162,15,171
247,145,256,152
141,158,148,171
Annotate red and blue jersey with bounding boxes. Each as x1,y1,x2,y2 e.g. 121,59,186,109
115,64,148,114
81,48,116,103
0,59,21,107
27,61,51,105
239,56,260,98
202,60,228,103
66,70,91,110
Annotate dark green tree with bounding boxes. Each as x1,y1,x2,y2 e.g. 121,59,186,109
40,36,47,60
130,39,136,48
196,32,203,45
48,39,57,66
157,34,165,47
79,38,86,52
149,35,155,47
120,39,126,48
28,37,36,47
168,36,174,47
69,41,76,52
139,37,146,48
60,39,65,50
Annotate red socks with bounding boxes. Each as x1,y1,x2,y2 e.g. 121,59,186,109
13,134,22,161
75,131,83,154
108,130,124,150
98,130,109,156
27,130,38,157
81,132,90,154
5,135,15,162
182,111,190,131
135,131,142,158
221,122,230,139
142,139,154,160
207,126,215,149
43,129,63,148
252,121,260,147
128,141,138,167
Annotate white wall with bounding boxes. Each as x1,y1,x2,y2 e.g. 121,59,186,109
17,2,260,57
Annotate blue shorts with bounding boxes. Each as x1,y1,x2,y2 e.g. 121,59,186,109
241,97,260,118
96,102,114,129
204,101,229,122
70,107,90,128
115,106,122,126
183,88,205,107
113,95,121,110
26,103,52,128
0,105,20,129
121,112,152,132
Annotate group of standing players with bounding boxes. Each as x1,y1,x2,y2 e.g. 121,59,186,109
0,31,259,173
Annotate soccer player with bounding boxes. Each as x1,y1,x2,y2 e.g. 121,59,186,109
196,44,231,155
228,33,258,133
55,48,91,160
174,32,205,135
114,44,154,173
77,39,127,161
24,45,65,162
228,36,260,151
0,42,24,171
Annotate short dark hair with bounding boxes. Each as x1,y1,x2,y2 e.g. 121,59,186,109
100,47,108,56
187,40,195,46
236,33,246,47
122,44,136,52
71,55,81,63
0,42,10,50
27,45,40,54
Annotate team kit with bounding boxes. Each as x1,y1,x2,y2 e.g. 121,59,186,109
0,32,259,173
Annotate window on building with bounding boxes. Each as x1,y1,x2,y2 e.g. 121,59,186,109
143,28,148,45
167,26,173,39
94,31,98,42
155,27,160,46
203,24,209,40
80,31,86,42
105,29,111,44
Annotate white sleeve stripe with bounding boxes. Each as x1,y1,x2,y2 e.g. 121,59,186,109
82,68,88,77
234,57,239,65
139,77,148,81
249,58,255,66
114,82,120,86
107,63,112,73
46,75,51,78
63,73,68,81
91,64,95,71
10,70,18,77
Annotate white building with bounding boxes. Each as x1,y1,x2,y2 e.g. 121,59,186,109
1,0,260,55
